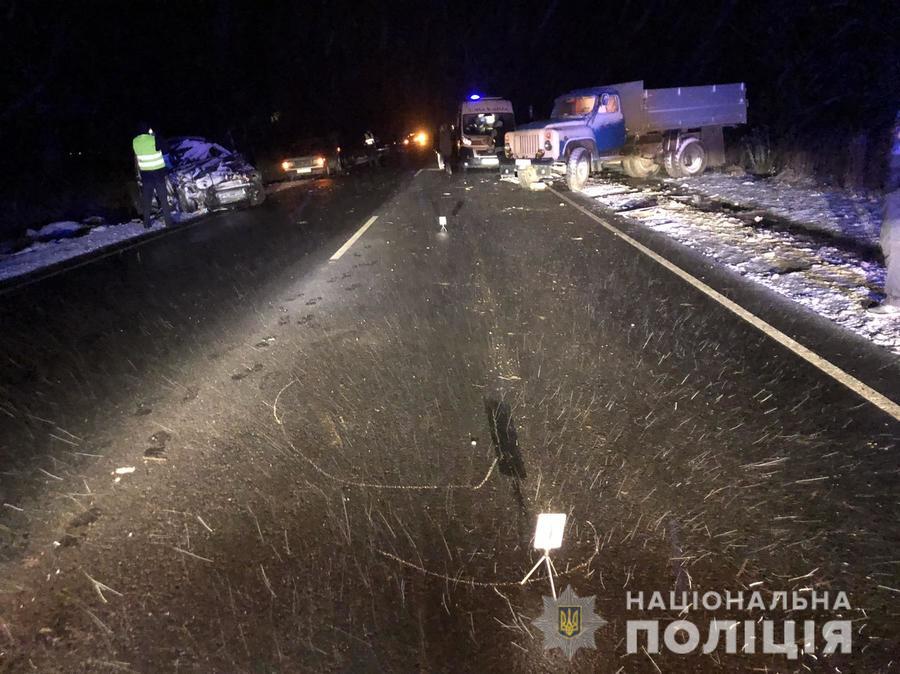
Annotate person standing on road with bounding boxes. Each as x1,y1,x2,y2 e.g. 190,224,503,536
438,123,454,175
872,112,900,315
363,130,380,168
132,125,174,229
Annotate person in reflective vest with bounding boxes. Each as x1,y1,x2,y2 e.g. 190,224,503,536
132,125,173,229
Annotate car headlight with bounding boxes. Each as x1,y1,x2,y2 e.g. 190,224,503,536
281,161,291,171
315,156,325,166
461,136,472,146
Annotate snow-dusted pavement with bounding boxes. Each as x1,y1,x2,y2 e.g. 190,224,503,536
0,166,897,671
580,175,900,354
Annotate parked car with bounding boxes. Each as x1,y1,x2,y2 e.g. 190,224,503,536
279,139,343,179
162,137,265,213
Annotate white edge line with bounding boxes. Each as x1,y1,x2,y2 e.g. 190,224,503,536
330,215,378,261
551,186,900,422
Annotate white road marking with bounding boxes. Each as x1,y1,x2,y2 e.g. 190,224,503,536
329,215,378,261
551,186,900,421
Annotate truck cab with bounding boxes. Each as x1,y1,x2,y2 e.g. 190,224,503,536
548,89,626,159
457,96,516,169
506,87,628,167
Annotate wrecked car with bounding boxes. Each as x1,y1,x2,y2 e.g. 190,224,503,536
164,137,265,213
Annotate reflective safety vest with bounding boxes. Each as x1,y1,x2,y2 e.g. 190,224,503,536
133,133,165,171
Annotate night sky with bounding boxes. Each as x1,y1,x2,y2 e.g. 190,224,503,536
1,0,898,227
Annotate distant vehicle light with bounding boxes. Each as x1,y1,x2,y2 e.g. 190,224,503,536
469,94,481,101
281,160,291,171
403,138,410,145
414,132,428,146
336,146,341,153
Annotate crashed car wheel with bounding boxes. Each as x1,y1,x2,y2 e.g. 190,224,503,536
566,147,590,192
177,190,199,213
248,179,266,207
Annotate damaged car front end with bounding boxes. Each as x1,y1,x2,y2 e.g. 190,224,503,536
167,137,265,214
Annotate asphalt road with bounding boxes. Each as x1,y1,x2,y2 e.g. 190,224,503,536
0,160,898,673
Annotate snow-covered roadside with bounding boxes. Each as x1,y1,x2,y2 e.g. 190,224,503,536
0,220,162,281
664,173,883,247
0,179,315,285
0,219,170,283
580,177,899,355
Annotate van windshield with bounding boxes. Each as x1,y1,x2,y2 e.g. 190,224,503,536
551,95,597,118
462,113,515,137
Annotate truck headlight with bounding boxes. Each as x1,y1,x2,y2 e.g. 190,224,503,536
504,143,512,158
544,140,552,151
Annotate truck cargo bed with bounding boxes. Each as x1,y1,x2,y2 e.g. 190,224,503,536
614,81,747,135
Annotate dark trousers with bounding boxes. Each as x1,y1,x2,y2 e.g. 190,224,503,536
140,169,173,228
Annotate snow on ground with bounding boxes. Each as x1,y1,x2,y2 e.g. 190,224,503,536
581,177,900,354
0,209,208,283
0,173,324,285
26,221,88,241
0,219,168,282
0,181,320,284
665,173,883,247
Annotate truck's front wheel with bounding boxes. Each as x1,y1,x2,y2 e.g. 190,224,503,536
566,147,590,191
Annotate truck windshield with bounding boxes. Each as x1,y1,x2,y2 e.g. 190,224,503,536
462,113,515,136
551,95,597,118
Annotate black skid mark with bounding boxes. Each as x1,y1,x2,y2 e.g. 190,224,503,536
484,397,526,479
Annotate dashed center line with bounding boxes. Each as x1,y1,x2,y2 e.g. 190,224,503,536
551,185,900,422
329,215,378,261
